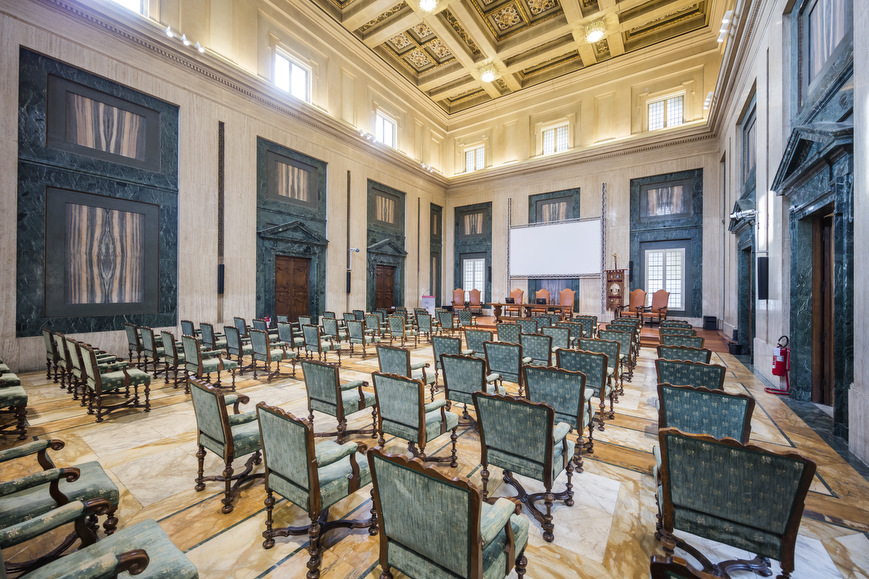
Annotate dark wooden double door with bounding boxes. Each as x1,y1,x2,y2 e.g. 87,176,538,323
275,255,309,323
375,265,395,310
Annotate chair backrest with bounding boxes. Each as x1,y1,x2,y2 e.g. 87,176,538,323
252,318,268,332
323,317,340,338
365,314,381,333
496,322,520,344
598,330,632,360
353,309,366,321
556,348,607,397
432,336,461,369
249,329,271,360
323,311,336,320
649,289,670,311
441,354,488,404
661,320,692,328
453,289,465,307
532,315,551,328
437,311,454,330
373,372,425,440
347,319,366,341
457,309,473,327
302,324,321,350
535,289,550,304
343,312,356,324
42,329,55,359
374,310,387,323
79,345,102,390
181,335,201,372
474,392,555,484
517,318,538,335
277,315,289,324
573,315,597,337
257,403,315,509
655,359,726,390
189,378,232,459
541,326,570,350
181,320,196,337
277,321,295,344
233,317,247,338
468,288,481,307
376,344,411,376
200,322,218,349
124,323,140,350
578,338,620,372
661,328,696,337
657,345,712,364
162,330,180,363
141,326,158,356
67,338,84,379
559,288,575,307
483,341,523,383
388,315,405,337
660,334,705,348
298,316,313,327
658,428,815,567
54,332,69,368
627,288,646,310
556,320,584,339
510,288,524,303
524,365,586,430
520,333,551,366
300,359,341,415
658,383,755,442
464,329,492,355
416,312,432,332
368,449,479,578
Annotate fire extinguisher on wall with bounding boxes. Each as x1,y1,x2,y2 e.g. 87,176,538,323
766,336,790,395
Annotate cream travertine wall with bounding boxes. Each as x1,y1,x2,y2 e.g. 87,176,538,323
0,0,447,370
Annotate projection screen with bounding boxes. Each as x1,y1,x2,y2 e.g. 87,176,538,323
509,218,602,278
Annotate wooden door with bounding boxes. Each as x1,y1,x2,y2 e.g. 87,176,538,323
812,214,834,405
375,265,395,310
275,256,309,323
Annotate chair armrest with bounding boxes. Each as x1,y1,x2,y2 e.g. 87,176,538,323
410,361,429,371
486,373,499,384
0,499,86,549
552,422,571,445
340,380,365,391
480,497,517,547
0,439,59,463
522,356,533,365
201,349,223,359
316,441,358,467
424,399,447,413
228,411,257,427
30,550,150,579
98,361,128,372
225,393,250,414
0,467,79,498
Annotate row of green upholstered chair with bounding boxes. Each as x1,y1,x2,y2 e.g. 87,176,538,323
0,437,196,578
0,357,27,440
376,344,437,400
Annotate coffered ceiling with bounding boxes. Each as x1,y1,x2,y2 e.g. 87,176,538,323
310,0,713,112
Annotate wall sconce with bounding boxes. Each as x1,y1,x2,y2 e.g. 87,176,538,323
585,20,606,43
479,64,498,83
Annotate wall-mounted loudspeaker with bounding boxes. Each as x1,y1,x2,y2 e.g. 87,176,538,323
217,264,224,295
629,261,634,283
757,256,769,300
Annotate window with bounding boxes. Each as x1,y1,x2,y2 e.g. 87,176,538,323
743,110,756,182
645,248,685,310
461,211,484,236
804,0,848,84
648,95,684,131
375,193,396,224
274,51,310,102
462,257,485,301
464,145,485,172
542,124,569,155
375,111,396,148
538,199,568,222
639,180,692,221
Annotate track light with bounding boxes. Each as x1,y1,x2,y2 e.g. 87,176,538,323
181,34,191,46
195,41,205,53
165,25,174,38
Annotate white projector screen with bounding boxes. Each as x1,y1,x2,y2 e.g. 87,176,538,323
509,219,602,277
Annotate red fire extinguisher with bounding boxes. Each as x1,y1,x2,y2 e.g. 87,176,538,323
765,336,790,395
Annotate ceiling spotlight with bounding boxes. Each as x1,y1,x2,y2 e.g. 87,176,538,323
419,0,437,12
585,20,606,43
703,91,714,109
165,26,174,38
195,41,205,53
479,64,498,83
181,34,191,46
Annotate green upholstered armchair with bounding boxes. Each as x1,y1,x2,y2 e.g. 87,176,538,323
322,317,348,344
431,335,473,383
661,320,693,329
649,555,717,579
301,359,377,443
599,329,634,381
123,322,143,367
249,328,296,381
388,315,418,348
661,328,697,337
0,438,119,573
464,328,492,358
353,309,365,321
252,318,280,341
573,315,598,338
303,324,343,366
440,353,503,423
376,344,436,401
140,326,166,378
256,403,376,578
160,330,187,388
541,326,570,352
657,345,713,364
473,392,575,542
181,334,239,392
657,428,816,579
520,333,552,367
277,321,305,355
223,325,253,375
343,311,357,326
555,321,584,347
495,322,521,344
2,505,198,579
368,447,529,579
232,316,249,339
200,322,227,352
365,313,386,339
67,338,121,403
457,309,476,328
42,329,59,383
557,348,614,423
655,359,726,390
531,315,551,328
52,332,73,393
660,334,705,348
372,372,459,466
347,319,380,358
0,381,27,440
436,310,456,336
516,318,538,335
189,378,264,514
483,341,530,395
181,319,201,338
80,345,151,423
578,337,622,395
609,317,641,358
523,365,594,469
415,312,435,342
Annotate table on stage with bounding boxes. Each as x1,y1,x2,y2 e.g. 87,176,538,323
488,303,573,320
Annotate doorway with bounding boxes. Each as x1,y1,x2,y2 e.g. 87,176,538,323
275,255,309,322
737,246,754,357
812,213,834,406
375,265,395,310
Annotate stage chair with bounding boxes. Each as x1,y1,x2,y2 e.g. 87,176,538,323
557,348,614,424
530,289,550,315
464,328,493,358
505,288,524,317
643,290,670,325
655,359,726,390
468,288,483,314
657,345,712,364
453,288,466,311
440,353,503,423
617,288,646,321
557,288,575,318
376,344,435,400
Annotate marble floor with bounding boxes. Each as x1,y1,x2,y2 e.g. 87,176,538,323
3,333,869,578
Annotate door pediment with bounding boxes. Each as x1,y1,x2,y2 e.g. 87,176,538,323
368,239,407,257
772,121,853,196
258,221,328,246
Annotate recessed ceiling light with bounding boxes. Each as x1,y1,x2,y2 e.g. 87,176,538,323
586,20,606,43
479,64,498,83
419,0,437,12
